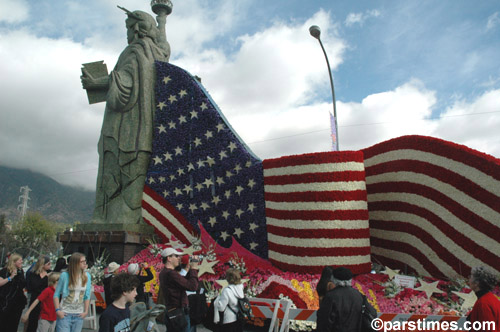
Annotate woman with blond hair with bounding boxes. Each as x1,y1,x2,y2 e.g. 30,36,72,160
26,256,52,332
214,268,245,332
53,253,92,332
0,253,27,331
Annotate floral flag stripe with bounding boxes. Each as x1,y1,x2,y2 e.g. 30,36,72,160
263,151,371,274
363,135,500,278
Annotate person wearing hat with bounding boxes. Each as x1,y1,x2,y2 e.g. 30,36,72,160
103,262,120,307
127,262,154,307
316,266,376,332
26,255,52,332
159,248,199,332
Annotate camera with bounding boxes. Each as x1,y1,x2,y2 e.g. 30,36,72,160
189,255,203,263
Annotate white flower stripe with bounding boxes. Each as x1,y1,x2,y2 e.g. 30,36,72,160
265,200,368,211
367,171,500,223
364,149,500,196
369,210,499,274
368,193,500,254
263,162,365,176
142,192,193,242
266,217,369,229
371,245,432,277
268,250,371,266
264,181,366,193
370,228,457,277
267,233,370,248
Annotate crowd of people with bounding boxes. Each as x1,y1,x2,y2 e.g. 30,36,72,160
1,249,499,332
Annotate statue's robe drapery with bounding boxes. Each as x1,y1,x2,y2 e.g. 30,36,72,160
93,37,169,223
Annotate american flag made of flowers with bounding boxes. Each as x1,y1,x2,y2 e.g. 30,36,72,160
142,62,268,258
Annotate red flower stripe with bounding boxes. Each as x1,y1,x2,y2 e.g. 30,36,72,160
264,151,364,169
366,160,500,214
265,190,368,202
363,135,500,181
266,208,369,221
367,181,500,238
268,242,371,257
266,224,370,239
264,172,366,185
370,219,464,276
269,259,371,275
371,237,445,278
369,201,496,269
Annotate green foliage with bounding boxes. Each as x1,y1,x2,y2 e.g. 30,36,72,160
10,212,65,256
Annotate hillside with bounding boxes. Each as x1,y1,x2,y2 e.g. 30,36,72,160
0,165,94,223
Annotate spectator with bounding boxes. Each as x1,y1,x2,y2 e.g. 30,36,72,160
127,262,154,307
53,258,68,273
98,273,139,332
0,253,27,332
22,272,60,332
316,266,334,302
468,266,500,331
26,256,52,332
214,268,244,332
316,266,376,332
159,248,198,332
103,262,120,307
53,252,92,332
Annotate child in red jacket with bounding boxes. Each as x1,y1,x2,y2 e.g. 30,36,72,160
22,272,60,332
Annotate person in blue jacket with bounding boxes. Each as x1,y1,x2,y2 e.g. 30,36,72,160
53,252,92,332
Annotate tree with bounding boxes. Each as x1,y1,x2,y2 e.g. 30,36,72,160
11,212,64,256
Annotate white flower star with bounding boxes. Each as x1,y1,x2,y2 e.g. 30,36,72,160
174,146,183,155
178,115,187,124
235,186,244,195
235,209,244,218
157,101,166,110
249,242,258,250
224,190,231,199
193,137,202,147
220,231,230,241
162,76,171,84
245,160,252,167
168,94,177,103
249,223,258,233
190,110,198,119
178,89,187,98
197,159,205,168
233,228,244,238
200,102,208,111
414,280,444,299
164,152,173,161
183,184,193,194
203,178,214,188
216,177,225,185
176,203,183,210
168,121,176,129
247,179,256,189
174,188,183,196
153,156,163,165
228,141,237,152
169,174,176,181
226,170,233,178
189,203,197,213
222,211,230,219
216,123,225,132
247,203,255,212
207,217,217,227
233,164,242,173
148,177,155,184
162,190,169,197
205,130,213,139
157,124,166,133
177,168,185,176
200,202,210,211
195,183,204,191
206,156,216,167
187,163,195,172
159,176,166,183
212,196,221,205
219,150,227,160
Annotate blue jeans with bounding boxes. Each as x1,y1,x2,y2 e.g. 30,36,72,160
56,313,84,332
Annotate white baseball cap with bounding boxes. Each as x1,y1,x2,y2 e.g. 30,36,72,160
127,263,139,275
161,247,183,257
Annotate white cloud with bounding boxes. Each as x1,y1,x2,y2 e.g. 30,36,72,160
486,12,500,31
0,0,29,23
345,9,380,27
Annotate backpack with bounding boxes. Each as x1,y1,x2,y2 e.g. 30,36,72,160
202,297,222,332
227,287,253,321
188,288,208,325
360,294,377,332
130,302,165,332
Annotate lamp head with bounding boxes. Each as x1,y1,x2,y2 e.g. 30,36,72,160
309,25,321,39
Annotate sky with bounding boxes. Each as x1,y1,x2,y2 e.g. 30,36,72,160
0,0,499,191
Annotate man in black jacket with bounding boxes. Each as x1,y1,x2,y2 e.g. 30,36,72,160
316,267,376,332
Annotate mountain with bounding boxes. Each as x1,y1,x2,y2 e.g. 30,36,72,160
0,165,94,223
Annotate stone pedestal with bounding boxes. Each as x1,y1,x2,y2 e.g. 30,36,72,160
57,223,158,265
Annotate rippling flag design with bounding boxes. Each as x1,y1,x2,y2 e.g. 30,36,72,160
363,135,500,279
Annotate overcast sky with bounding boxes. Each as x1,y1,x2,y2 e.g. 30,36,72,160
1,0,499,191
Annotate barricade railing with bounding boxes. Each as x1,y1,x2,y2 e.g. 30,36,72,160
249,297,292,332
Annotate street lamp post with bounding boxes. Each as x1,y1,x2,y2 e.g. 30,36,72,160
309,25,339,151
